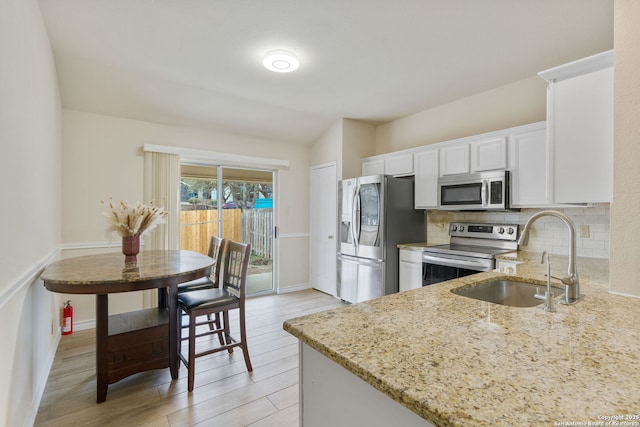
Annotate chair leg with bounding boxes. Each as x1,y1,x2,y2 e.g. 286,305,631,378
177,308,183,371
239,306,253,372
188,312,196,392
223,311,233,354
207,313,225,346
216,313,225,346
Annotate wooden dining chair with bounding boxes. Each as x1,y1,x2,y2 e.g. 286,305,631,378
178,236,226,342
177,236,225,293
177,240,253,392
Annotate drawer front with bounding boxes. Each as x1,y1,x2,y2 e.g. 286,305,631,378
399,249,423,263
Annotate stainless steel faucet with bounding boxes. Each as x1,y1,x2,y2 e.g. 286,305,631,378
517,210,584,305
534,252,556,311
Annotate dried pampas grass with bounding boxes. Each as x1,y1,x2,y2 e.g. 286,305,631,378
101,199,168,239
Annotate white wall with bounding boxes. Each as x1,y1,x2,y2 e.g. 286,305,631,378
61,110,312,322
310,119,343,172
375,76,547,153
342,119,376,179
0,0,62,425
309,118,376,178
610,0,640,297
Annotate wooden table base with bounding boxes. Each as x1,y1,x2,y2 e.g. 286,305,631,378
95,288,179,403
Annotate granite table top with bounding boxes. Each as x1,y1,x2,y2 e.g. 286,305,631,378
41,250,214,294
284,253,640,427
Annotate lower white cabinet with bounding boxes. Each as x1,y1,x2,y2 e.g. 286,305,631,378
399,248,423,292
300,343,433,427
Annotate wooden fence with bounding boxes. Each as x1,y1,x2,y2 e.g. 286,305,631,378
180,208,272,260
180,209,241,255
242,209,273,259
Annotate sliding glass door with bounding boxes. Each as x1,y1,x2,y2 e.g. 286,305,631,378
180,164,274,295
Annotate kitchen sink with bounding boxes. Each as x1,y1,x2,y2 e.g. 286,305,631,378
451,279,565,307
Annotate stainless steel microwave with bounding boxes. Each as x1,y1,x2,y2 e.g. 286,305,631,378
437,170,515,211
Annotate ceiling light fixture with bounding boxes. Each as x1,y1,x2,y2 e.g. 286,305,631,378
263,49,299,73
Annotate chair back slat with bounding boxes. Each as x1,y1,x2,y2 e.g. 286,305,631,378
208,236,226,285
222,241,250,298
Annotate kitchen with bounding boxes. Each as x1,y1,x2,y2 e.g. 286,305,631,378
3,1,640,426
296,41,640,426
292,47,639,425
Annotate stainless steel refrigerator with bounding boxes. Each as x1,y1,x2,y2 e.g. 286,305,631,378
337,175,425,303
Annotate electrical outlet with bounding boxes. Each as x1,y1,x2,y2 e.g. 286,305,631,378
579,225,590,238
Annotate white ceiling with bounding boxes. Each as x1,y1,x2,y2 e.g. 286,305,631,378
38,0,613,145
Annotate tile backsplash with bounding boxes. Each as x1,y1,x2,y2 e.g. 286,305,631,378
426,206,610,259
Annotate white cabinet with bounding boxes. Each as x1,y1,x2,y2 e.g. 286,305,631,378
508,122,550,207
361,153,413,177
399,248,422,292
539,50,613,204
471,137,507,172
439,143,469,176
440,136,507,177
301,344,433,427
414,149,439,209
385,153,413,176
361,159,385,176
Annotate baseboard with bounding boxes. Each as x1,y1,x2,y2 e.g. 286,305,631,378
277,283,312,294
24,328,61,427
73,319,96,331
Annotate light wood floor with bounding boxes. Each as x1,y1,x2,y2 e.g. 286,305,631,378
35,289,345,427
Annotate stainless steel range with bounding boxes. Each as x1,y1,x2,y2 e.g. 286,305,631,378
422,222,519,286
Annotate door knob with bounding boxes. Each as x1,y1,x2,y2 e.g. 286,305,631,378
328,235,334,239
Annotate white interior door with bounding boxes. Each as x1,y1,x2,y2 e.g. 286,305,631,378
310,163,337,296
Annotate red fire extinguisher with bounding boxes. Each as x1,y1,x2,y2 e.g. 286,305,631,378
62,300,73,335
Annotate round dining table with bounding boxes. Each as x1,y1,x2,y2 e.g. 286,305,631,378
41,250,214,403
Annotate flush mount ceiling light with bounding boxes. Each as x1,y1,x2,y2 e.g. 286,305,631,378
263,49,299,73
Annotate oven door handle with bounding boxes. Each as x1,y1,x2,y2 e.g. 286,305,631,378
422,254,491,271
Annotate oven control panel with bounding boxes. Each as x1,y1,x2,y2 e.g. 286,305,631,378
449,222,519,241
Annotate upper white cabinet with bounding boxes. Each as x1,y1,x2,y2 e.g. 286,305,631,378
440,137,507,176
539,50,613,204
508,122,550,207
414,148,439,209
361,158,385,176
384,153,413,176
471,137,507,172
362,153,414,177
439,144,469,176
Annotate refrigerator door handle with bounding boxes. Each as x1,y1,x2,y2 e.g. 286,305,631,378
352,184,360,251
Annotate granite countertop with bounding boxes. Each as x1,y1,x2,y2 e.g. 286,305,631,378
284,254,640,426
397,241,433,249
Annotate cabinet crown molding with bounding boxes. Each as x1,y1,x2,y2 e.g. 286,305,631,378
538,50,613,83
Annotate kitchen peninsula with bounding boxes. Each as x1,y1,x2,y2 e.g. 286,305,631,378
284,254,640,426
